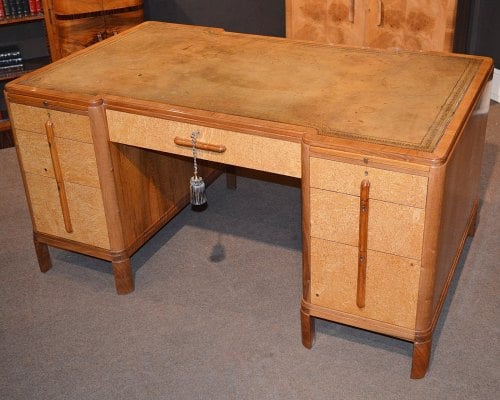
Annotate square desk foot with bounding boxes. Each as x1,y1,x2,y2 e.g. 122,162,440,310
112,258,135,295
34,235,52,273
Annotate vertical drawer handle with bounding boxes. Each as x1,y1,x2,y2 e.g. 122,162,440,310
45,120,73,233
357,179,370,308
377,0,383,26
349,0,355,23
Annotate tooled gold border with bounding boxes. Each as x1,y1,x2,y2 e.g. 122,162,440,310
316,57,482,152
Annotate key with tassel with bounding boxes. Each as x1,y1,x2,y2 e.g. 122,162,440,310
190,130,208,211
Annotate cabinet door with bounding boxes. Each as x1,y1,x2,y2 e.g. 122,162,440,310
287,0,366,46
364,0,457,51
46,0,144,60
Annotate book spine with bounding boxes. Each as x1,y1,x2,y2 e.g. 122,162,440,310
19,0,26,16
2,0,11,18
0,45,21,59
0,57,23,67
8,0,19,18
18,0,28,17
28,0,35,15
34,0,40,14
0,1,5,18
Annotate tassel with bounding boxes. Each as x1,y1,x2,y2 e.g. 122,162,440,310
190,176,207,210
190,131,208,211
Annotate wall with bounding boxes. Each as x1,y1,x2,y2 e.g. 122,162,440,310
468,0,500,66
144,0,285,37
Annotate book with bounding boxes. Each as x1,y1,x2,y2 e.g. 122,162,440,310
0,1,5,18
2,0,11,18
28,0,35,15
34,0,40,14
0,57,23,67
0,45,21,60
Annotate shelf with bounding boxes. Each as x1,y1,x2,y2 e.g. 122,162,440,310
0,15,44,26
0,119,10,132
0,56,50,82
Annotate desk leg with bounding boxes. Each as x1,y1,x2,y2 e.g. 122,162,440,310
34,234,52,273
411,339,432,379
301,305,315,349
112,258,134,295
226,166,237,189
467,198,479,238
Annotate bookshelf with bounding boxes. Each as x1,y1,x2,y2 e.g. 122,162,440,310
1,1,51,148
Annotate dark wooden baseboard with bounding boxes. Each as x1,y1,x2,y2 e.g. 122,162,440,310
0,129,14,149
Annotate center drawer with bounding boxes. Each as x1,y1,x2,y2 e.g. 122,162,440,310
106,109,301,178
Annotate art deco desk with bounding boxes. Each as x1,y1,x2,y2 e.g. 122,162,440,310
5,22,492,378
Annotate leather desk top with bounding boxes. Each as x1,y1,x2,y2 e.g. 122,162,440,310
12,21,491,152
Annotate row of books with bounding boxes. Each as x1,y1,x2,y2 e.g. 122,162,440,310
0,0,43,19
0,45,24,78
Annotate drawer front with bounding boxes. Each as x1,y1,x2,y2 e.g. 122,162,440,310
9,103,93,143
25,173,110,249
310,188,425,260
310,157,428,208
107,110,301,178
15,129,100,188
311,238,420,329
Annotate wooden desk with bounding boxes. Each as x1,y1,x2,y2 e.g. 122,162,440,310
5,22,493,379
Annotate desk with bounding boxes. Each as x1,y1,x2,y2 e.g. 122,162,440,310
5,22,492,378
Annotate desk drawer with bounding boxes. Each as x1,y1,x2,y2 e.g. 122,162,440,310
310,188,424,260
9,103,93,143
15,129,100,188
25,173,110,249
310,157,428,208
107,110,301,178
310,238,420,329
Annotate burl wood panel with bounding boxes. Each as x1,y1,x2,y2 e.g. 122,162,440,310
310,237,420,329
286,0,365,46
24,173,110,249
9,104,93,143
107,110,302,178
287,0,457,52
310,188,425,260
309,157,428,208
15,130,100,188
363,0,458,51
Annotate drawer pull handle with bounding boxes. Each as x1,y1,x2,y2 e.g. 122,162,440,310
45,120,73,233
357,179,370,308
377,0,383,26
349,0,355,23
174,136,226,153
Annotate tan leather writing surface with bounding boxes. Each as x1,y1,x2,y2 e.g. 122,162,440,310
19,22,481,151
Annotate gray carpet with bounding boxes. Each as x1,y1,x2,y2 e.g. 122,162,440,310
1,102,499,400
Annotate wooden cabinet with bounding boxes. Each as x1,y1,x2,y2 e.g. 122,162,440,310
42,0,144,60
286,0,458,51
